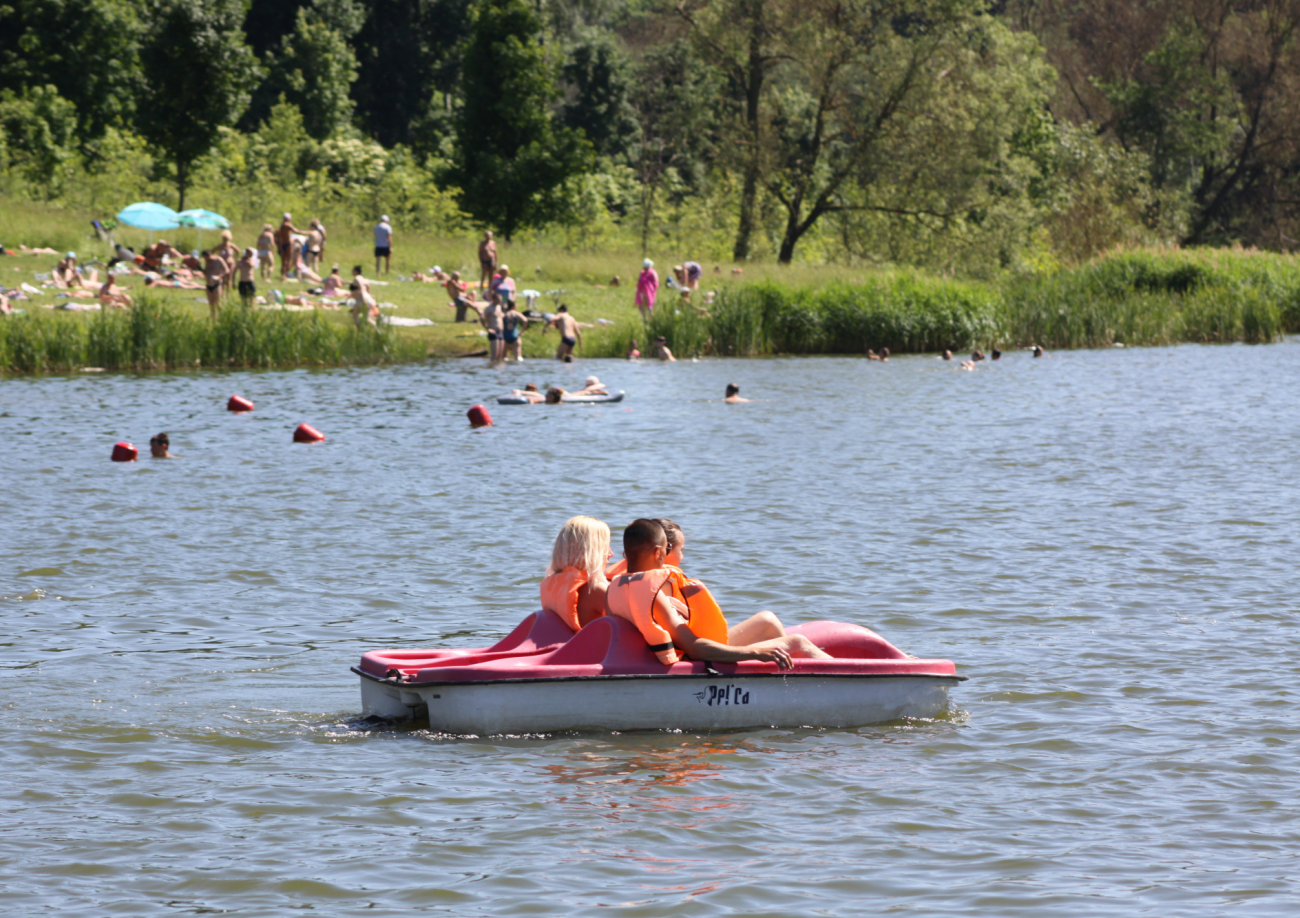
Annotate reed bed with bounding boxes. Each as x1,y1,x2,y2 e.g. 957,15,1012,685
0,295,424,374
591,248,1300,358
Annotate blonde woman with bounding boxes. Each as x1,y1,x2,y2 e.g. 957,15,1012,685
540,516,611,631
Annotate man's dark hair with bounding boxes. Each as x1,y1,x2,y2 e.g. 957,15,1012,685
151,432,169,446
352,265,362,275
652,518,683,552
725,383,740,397
624,518,667,559
557,305,568,313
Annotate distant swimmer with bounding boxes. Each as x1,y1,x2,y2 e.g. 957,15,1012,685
545,386,567,404
576,375,608,396
539,516,612,631
1033,345,1048,358
627,338,641,359
879,347,890,362
512,383,544,403
724,383,750,403
149,433,176,459
991,348,1002,360
654,336,676,362
544,305,582,361
972,350,985,361
942,350,952,360
605,519,831,669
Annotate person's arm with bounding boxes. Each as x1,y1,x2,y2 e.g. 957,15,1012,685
575,325,583,345
657,593,792,669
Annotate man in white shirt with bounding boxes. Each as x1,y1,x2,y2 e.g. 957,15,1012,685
373,215,393,276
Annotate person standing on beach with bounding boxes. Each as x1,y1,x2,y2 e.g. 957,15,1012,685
373,216,393,276
635,259,658,320
216,230,239,298
256,224,275,280
274,214,301,280
502,298,529,362
544,305,582,361
203,248,230,319
237,248,257,308
478,231,497,291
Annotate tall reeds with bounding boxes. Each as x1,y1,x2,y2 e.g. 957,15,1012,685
0,295,424,373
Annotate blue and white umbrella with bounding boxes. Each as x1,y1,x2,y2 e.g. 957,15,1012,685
177,208,231,251
115,202,180,244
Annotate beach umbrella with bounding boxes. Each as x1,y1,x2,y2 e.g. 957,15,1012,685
177,208,231,251
115,202,180,244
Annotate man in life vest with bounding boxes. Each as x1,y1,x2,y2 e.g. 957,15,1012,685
606,519,830,669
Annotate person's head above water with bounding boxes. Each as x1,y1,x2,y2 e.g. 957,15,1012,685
725,383,740,398
524,383,538,392
545,386,565,403
149,432,172,459
622,518,669,572
584,376,602,388
549,515,611,583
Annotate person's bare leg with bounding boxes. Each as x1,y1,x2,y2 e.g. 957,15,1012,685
748,633,831,660
727,611,785,645
207,288,220,320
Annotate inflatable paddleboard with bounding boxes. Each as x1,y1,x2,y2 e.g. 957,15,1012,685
497,390,625,405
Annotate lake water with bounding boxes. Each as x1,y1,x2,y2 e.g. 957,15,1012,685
3,342,1299,916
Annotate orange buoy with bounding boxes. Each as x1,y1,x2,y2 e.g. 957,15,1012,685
293,423,326,443
111,441,138,462
227,394,254,412
467,404,493,428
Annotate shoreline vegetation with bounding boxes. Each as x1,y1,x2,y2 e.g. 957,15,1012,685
4,245,1300,374
5,244,1294,374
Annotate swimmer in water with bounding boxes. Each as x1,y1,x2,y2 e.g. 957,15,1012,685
1033,345,1048,358
991,348,1001,360
605,519,831,669
149,433,176,458
575,375,608,396
942,350,952,360
972,350,985,361
544,386,567,404
879,347,890,362
654,336,676,362
628,338,641,359
512,383,544,403
724,383,750,403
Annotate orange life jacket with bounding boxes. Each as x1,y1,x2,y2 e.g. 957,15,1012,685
606,558,627,578
665,570,729,644
606,568,683,665
539,566,589,632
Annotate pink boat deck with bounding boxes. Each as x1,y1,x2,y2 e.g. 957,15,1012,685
358,611,958,684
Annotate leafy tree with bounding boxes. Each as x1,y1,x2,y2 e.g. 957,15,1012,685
627,43,721,253
0,84,78,192
0,0,143,141
677,0,798,261
449,0,593,239
136,0,260,209
353,0,472,149
274,1,362,140
561,32,638,159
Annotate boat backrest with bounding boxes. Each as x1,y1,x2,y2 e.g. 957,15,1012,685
485,609,574,653
546,615,660,668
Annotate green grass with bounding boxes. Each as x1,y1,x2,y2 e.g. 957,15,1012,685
5,195,1300,372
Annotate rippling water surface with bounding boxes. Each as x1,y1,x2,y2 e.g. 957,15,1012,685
3,343,1299,915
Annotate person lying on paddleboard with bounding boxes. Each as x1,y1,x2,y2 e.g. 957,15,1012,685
606,518,829,670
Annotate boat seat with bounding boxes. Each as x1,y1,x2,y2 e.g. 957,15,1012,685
546,615,660,668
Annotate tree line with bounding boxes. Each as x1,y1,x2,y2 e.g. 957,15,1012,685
3,0,1300,268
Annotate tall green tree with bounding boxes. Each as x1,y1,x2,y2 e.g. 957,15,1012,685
449,0,593,239
136,0,259,210
561,32,638,159
627,43,721,253
353,0,471,149
269,0,363,139
0,0,143,141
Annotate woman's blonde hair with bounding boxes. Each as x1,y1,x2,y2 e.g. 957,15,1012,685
547,516,610,584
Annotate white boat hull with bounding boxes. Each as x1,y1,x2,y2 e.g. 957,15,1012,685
359,672,958,733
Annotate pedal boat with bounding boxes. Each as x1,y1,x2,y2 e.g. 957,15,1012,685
354,611,964,733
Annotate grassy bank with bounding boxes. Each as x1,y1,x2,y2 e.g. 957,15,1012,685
4,192,1300,372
